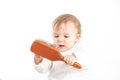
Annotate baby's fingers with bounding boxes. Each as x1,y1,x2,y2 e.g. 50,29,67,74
64,55,77,65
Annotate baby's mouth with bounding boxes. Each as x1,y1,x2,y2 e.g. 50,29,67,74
57,44,67,51
58,45,65,48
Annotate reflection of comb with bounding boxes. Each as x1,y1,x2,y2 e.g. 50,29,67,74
31,40,82,69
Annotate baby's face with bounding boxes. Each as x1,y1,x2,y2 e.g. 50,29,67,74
52,21,80,52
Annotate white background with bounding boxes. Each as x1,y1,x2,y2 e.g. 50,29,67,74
0,0,120,80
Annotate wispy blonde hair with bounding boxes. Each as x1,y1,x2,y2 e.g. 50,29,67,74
52,14,81,34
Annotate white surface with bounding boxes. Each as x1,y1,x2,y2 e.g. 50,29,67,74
0,0,120,80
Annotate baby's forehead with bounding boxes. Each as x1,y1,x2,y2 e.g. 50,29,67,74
53,29,77,36
53,32,69,35
53,21,77,30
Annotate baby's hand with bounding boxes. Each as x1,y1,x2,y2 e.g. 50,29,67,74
64,55,77,65
34,54,43,64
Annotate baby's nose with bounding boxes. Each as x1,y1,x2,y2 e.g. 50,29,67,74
58,36,64,42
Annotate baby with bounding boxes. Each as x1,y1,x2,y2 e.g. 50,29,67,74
34,14,86,80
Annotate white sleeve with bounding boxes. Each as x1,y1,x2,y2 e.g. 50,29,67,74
72,41,88,69
33,58,52,73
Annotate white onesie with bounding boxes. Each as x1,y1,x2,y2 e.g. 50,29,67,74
33,42,88,80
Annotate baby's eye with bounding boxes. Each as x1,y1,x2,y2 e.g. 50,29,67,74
54,35,59,38
64,35,69,38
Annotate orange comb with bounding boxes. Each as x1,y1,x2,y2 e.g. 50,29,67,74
31,40,82,69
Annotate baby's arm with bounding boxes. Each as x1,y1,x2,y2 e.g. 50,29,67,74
63,41,82,67
33,54,52,73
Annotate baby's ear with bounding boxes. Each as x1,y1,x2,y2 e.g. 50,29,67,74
76,34,80,41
